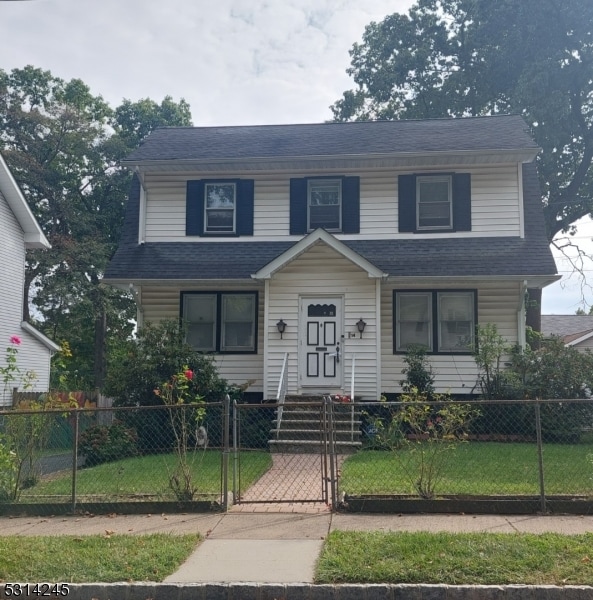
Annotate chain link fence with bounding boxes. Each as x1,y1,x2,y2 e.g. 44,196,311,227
346,398,593,503
0,403,225,511
1,398,593,512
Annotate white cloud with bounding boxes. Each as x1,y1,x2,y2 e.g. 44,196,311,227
1,0,591,313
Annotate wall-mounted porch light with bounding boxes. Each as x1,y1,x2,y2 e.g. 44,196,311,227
356,318,367,338
276,319,287,339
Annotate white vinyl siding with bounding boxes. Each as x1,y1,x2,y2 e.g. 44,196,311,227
140,283,265,393
382,281,522,395
0,192,52,404
141,164,522,241
265,244,379,401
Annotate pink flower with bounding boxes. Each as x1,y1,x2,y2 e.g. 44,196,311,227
10,335,21,345
184,369,194,380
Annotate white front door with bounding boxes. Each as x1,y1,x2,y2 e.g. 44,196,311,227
299,297,343,389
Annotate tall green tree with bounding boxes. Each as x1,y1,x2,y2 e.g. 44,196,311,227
0,66,192,388
332,0,593,243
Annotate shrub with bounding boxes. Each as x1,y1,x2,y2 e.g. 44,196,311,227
473,325,593,441
389,389,480,498
104,319,231,450
400,345,435,396
79,422,138,467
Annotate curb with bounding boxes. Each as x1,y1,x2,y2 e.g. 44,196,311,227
6,583,592,599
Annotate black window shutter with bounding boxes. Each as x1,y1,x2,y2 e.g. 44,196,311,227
341,176,360,234
453,173,472,231
186,180,204,236
236,179,254,236
398,174,416,232
289,178,307,235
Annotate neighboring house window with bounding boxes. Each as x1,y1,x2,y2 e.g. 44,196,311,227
308,179,341,231
205,183,236,233
398,173,471,233
182,292,258,353
290,176,360,235
416,175,452,230
186,179,254,236
394,290,476,353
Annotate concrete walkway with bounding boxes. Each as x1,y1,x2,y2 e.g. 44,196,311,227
6,510,593,584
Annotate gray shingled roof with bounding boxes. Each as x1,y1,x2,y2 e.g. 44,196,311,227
123,115,538,163
104,162,557,282
541,315,593,338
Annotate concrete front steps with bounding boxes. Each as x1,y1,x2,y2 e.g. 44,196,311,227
268,395,362,453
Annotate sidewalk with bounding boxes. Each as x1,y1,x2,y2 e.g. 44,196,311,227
5,508,593,584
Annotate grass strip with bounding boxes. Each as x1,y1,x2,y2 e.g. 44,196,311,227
0,534,200,582
316,531,593,585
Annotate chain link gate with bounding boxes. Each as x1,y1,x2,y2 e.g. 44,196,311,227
230,396,341,507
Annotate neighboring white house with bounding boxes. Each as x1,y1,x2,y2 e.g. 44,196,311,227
541,315,593,352
0,153,60,406
104,116,560,400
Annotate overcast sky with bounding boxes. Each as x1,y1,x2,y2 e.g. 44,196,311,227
1,0,592,315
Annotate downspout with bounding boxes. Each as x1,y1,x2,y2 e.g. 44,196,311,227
517,280,527,349
135,167,147,245
129,283,144,329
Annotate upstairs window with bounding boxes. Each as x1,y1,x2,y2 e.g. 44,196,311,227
205,183,236,233
182,292,257,353
308,179,341,231
186,179,254,237
394,290,476,354
290,176,360,235
398,173,471,233
417,175,453,230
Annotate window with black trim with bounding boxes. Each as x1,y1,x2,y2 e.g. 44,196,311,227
290,176,360,235
394,290,476,353
398,173,471,233
186,178,254,237
182,292,258,353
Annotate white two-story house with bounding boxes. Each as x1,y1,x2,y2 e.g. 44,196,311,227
0,153,60,406
103,116,559,401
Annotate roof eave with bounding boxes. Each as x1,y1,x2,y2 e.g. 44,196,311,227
20,321,60,352
123,148,540,173
0,154,50,249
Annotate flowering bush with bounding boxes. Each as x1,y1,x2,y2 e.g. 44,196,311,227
156,367,206,501
1,335,37,404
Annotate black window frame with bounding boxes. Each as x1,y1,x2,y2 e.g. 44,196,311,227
180,291,259,354
186,178,254,237
398,172,471,234
290,175,360,235
393,289,477,355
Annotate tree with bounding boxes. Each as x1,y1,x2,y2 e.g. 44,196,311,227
332,0,593,247
0,66,192,388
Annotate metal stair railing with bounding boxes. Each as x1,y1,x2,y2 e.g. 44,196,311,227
275,352,289,439
350,353,356,441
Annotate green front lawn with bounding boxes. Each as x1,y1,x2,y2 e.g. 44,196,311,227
22,450,271,501
340,442,593,496
317,531,593,585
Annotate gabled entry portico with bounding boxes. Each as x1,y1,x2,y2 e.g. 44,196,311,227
252,229,387,400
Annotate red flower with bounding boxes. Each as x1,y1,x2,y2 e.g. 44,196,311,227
184,369,194,380
10,335,21,345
